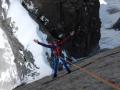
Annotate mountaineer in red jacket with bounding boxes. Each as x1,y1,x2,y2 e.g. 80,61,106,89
34,31,74,78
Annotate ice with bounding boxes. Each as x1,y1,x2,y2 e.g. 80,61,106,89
0,28,20,90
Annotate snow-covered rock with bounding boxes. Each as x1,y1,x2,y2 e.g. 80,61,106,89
7,0,52,82
1,0,52,89
99,0,120,49
0,27,20,90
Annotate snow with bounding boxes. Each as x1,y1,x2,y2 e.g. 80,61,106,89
99,0,120,49
2,0,119,84
1,0,120,89
100,0,107,5
1,0,9,12
0,28,20,90
1,0,52,87
0,0,52,87
7,0,52,84
1,0,9,19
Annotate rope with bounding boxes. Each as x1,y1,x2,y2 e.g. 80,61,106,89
26,5,120,88
66,60,120,90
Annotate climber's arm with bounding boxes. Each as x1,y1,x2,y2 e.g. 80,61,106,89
34,39,54,48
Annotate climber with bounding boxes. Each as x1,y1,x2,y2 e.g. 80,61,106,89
34,31,75,78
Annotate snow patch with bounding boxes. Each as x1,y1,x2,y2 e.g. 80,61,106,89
7,0,52,83
1,0,9,11
99,0,120,49
99,0,107,5
0,28,20,90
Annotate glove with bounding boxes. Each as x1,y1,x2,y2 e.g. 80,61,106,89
34,39,39,43
70,31,75,36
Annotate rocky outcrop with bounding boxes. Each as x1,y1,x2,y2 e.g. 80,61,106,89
112,18,120,30
22,0,101,58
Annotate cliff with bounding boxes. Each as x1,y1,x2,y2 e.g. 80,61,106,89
14,46,120,90
22,0,101,58
0,0,102,89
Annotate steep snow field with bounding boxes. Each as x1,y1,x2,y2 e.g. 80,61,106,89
0,28,20,90
99,0,120,49
1,0,52,89
7,0,52,83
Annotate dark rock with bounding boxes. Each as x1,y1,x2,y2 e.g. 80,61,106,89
23,0,101,58
107,7,120,14
111,18,120,30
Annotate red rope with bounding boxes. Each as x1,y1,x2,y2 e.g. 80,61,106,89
67,61,120,90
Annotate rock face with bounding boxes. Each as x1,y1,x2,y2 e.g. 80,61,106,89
112,18,120,30
13,46,120,90
0,0,101,87
23,0,101,58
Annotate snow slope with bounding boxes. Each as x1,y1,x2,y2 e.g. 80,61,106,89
0,28,20,90
99,0,120,49
1,0,52,85
7,0,52,83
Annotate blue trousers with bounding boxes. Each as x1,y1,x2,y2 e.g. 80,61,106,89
52,55,71,77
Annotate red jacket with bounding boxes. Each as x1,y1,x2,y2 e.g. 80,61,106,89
36,35,71,57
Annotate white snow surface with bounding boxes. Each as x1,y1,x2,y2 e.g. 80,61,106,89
0,28,20,90
7,0,52,84
99,0,120,49
100,0,107,5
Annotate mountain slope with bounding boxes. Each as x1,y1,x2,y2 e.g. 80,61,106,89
14,46,120,90
1,0,52,86
99,0,120,49
0,27,20,90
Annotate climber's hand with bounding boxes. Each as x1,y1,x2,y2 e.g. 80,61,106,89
34,39,39,43
70,31,75,36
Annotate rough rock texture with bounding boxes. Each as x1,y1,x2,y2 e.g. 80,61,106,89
112,18,120,30
107,7,120,31
0,1,38,82
13,46,120,90
22,0,101,58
